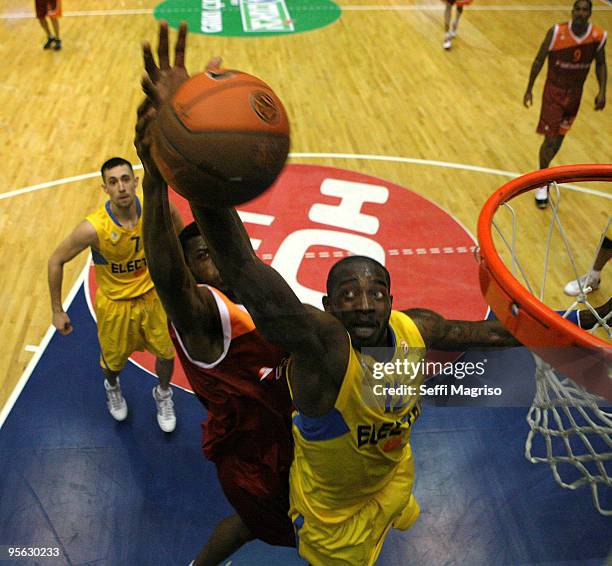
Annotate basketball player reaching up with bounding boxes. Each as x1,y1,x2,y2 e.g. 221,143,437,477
141,22,611,565
523,0,607,208
48,157,180,431
135,24,295,566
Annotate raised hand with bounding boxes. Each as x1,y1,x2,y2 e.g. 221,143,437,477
142,21,189,109
141,21,223,108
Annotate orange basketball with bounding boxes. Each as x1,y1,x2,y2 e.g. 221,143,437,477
152,69,290,207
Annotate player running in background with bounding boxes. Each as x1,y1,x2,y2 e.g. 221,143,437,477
523,0,607,208
443,0,472,50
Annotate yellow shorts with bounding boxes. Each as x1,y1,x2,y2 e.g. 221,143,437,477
291,456,420,566
95,287,174,372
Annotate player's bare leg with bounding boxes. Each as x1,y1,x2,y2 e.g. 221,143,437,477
193,514,254,566
38,17,55,49
153,357,176,432
536,135,564,208
451,6,463,37
50,18,61,50
443,4,453,49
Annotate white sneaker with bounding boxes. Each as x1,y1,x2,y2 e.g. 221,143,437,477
449,27,457,38
535,185,549,209
153,386,176,432
563,273,601,296
104,379,128,421
443,34,452,50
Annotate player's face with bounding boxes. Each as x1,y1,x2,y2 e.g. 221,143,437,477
572,1,591,25
324,263,392,349
184,236,225,290
102,165,138,209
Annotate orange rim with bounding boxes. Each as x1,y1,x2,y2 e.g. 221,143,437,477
477,164,612,400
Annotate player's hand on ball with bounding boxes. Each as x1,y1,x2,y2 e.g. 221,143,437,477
142,21,222,109
142,21,189,108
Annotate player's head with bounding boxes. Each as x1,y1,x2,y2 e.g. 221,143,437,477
572,0,592,24
100,157,138,209
323,256,393,349
179,222,227,293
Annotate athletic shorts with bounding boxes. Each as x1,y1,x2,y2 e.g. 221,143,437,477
290,455,420,566
215,452,295,547
443,0,473,6
35,0,61,18
95,287,174,372
537,81,583,136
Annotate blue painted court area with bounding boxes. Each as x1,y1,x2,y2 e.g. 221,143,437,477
0,285,610,565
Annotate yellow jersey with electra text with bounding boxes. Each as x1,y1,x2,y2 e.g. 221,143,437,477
289,310,427,524
85,197,153,301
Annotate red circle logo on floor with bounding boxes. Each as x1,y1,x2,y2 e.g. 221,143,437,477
88,164,487,391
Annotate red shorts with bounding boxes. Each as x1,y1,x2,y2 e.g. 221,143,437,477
537,81,583,136
215,451,295,547
444,0,473,6
35,0,61,18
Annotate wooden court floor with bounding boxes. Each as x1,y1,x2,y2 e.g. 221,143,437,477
1,0,610,414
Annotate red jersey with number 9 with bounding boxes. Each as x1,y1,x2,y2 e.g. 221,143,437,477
546,22,607,89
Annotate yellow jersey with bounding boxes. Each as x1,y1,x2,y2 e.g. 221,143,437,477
289,310,426,523
86,198,153,301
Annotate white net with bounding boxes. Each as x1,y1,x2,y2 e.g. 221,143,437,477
491,180,611,515
525,356,611,515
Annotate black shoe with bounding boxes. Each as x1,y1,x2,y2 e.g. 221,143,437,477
43,36,55,49
53,39,62,51
535,196,548,209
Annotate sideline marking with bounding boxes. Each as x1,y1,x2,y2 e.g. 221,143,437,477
2,156,610,201
0,261,89,430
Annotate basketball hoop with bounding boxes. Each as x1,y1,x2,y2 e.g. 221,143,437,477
477,164,612,515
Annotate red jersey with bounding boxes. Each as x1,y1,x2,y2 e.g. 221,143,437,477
169,286,293,466
546,22,607,89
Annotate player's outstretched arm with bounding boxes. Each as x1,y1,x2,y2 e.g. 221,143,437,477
136,98,217,336
404,308,521,350
190,205,348,392
407,300,612,350
191,205,348,415
47,221,98,335
524,27,553,107
141,21,347,415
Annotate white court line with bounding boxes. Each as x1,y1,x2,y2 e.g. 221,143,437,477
1,153,608,423
0,261,89,430
2,5,611,19
291,153,612,199
3,156,610,201
0,165,142,201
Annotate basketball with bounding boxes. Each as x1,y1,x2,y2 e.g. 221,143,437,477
152,69,290,207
